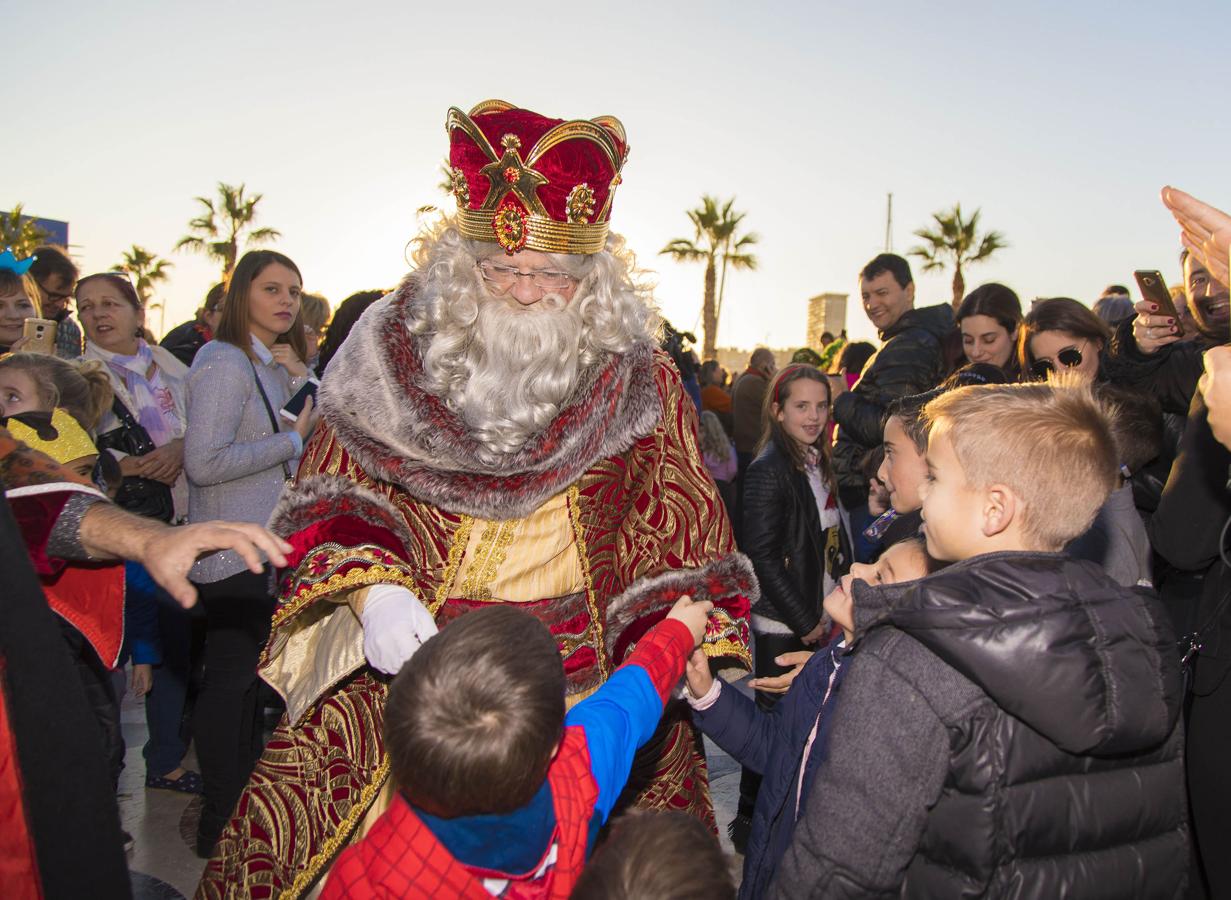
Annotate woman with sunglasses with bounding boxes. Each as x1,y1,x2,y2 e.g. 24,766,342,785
1018,297,1112,383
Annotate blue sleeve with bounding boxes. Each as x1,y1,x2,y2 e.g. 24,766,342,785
565,663,664,823
124,561,162,665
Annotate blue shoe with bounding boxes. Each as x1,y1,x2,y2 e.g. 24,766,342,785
145,769,204,794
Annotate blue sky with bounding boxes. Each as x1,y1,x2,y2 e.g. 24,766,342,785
7,0,1230,347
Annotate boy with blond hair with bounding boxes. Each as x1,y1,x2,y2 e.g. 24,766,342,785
772,382,1188,899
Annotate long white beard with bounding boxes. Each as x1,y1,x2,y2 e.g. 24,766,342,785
441,295,586,458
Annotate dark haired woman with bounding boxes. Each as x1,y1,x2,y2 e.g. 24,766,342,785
1018,297,1112,383
957,283,1023,378
184,249,319,856
78,273,203,805
730,364,850,851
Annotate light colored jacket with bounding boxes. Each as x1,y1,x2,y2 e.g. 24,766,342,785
85,340,190,519
184,336,304,583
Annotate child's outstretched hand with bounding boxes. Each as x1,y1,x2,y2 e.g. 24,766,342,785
666,594,714,648
685,646,714,698
748,651,814,694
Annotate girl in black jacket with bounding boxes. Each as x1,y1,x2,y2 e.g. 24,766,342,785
730,364,850,850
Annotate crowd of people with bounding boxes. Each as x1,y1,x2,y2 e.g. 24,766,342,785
2,98,1230,900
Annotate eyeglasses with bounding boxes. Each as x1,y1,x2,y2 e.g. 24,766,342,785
37,282,73,305
476,260,577,294
1030,340,1087,380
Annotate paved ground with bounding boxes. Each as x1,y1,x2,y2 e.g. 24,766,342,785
120,678,750,898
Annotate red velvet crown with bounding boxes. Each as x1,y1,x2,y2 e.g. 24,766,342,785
445,100,628,255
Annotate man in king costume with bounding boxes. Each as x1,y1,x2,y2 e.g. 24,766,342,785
198,100,754,898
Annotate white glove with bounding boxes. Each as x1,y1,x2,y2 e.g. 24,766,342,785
359,585,438,675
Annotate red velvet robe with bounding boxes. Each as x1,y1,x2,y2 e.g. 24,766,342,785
198,287,754,899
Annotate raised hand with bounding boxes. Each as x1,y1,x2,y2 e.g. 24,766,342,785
1161,186,1231,287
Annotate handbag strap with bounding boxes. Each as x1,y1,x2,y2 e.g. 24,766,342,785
247,356,294,482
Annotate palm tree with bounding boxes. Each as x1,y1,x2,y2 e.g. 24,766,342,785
660,196,759,359
908,204,1008,310
1,204,50,257
174,182,281,279
117,245,174,334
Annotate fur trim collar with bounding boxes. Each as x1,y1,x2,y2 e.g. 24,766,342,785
317,284,661,520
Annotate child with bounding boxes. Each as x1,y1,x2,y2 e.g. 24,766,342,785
6,407,101,483
773,382,1188,897
685,538,935,900
570,810,735,900
868,365,1008,553
1065,383,1161,588
321,595,714,899
736,364,850,851
0,352,114,434
868,391,933,547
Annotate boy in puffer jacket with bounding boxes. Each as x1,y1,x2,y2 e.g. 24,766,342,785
772,381,1188,899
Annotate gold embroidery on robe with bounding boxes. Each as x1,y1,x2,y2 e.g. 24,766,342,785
450,490,585,602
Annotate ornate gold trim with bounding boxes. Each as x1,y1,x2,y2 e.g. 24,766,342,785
431,516,474,615
445,106,499,163
567,485,610,682
525,119,623,170
704,637,752,667
458,519,519,600
590,114,627,146
283,757,391,899
457,207,609,255
468,98,516,117
271,563,419,630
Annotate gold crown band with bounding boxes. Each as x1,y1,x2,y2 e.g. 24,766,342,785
457,207,610,255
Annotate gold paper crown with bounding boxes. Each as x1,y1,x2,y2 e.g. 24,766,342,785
8,408,98,464
445,100,628,255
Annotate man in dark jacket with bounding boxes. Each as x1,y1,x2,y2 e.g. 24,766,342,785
1150,389,1231,897
773,382,1188,898
831,255,953,511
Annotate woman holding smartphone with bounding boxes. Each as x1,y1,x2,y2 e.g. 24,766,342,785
185,249,318,856
0,258,42,353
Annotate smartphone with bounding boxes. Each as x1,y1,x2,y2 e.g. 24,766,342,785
21,318,58,355
279,378,320,423
1133,270,1183,335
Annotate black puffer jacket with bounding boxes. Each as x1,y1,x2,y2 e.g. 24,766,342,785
832,304,953,502
773,553,1188,899
743,441,850,636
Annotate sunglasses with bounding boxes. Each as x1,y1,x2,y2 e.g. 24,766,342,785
1030,340,1087,380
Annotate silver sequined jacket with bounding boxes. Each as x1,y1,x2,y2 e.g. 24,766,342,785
184,337,304,584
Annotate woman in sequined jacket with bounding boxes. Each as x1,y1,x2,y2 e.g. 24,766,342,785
184,249,319,857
